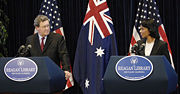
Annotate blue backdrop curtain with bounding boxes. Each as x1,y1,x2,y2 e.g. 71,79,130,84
6,0,180,93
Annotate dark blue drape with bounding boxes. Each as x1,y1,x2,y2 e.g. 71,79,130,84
6,0,180,93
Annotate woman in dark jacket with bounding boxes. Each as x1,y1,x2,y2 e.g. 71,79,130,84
131,19,171,63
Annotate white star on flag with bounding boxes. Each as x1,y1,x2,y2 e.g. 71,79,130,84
85,78,90,88
95,47,105,57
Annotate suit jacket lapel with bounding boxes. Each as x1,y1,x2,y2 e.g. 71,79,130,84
43,34,52,53
150,39,159,55
34,34,42,54
138,39,145,56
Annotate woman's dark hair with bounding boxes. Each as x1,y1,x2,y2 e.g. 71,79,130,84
140,19,160,39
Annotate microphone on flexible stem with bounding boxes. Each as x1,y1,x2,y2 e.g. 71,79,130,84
131,43,145,55
131,43,138,55
15,45,25,57
25,44,32,52
19,44,32,57
139,43,145,51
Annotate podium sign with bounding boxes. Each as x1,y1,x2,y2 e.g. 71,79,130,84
115,56,153,81
103,56,178,94
4,57,38,82
0,57,66,93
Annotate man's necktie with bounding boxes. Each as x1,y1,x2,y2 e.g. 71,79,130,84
41,37,45,52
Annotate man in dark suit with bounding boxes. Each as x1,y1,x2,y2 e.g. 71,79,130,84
25,15,71,80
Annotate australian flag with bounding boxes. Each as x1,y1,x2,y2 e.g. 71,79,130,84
73,0,118,94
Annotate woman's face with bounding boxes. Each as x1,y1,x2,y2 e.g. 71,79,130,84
139,25,150,38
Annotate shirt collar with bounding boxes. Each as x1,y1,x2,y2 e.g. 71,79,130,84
38,33,47,40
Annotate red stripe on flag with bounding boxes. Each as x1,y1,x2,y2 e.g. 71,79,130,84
128,35,137,55
130,36,137,46
56,28,63,36
158,26,172,54
90,21,94,45
65,64,73,89
60,61,74,90
66,78,73,87
103,14,112,21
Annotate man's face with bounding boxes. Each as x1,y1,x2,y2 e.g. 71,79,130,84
36,20,50,37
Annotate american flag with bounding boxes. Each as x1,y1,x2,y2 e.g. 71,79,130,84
73,0,118,94
129,0,175,68
39,0,74,90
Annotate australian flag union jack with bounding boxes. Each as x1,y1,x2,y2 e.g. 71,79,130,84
73,0,118,94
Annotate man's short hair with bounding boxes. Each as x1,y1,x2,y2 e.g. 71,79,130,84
34,15,49,27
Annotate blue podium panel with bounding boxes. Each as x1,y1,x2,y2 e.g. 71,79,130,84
103,56,177,94
0,56,66,93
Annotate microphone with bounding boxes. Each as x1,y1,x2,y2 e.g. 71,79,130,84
19,44,32,57
15,45,25,57
139,43,145,51
18,45,25,53
131,43,145,55
25,44,32,52
24,44,32,53
131,43,138,54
